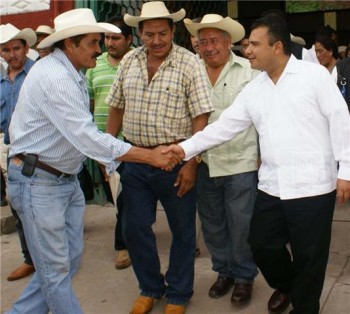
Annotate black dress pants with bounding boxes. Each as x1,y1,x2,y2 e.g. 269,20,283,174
248,190,336,314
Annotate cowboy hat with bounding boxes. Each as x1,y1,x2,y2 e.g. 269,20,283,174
35,25,55,35
0,23,36,47
184,14,245,44
124,1,186,28
290,34,306,46
38,8,121,48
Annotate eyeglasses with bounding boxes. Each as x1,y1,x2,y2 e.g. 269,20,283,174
198,38,221,47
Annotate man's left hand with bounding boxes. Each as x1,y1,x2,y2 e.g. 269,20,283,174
336,179,350,205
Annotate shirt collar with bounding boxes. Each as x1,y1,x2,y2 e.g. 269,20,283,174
1,57,34,82
258,54,297,84
138,42,178,68
52,48,86,84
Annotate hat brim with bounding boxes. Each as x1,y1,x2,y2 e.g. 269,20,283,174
38,23,120,48
10,28,37,47
124,8,186,27
184,17,245,43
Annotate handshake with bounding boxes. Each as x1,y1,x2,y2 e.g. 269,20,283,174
150,144,186,171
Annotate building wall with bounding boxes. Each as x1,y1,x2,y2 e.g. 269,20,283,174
0,0,74,30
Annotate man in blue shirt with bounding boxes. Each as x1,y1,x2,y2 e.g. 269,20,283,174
0,23,37,281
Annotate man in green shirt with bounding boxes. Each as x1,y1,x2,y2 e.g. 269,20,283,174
86,15,133,270
184,14,260,306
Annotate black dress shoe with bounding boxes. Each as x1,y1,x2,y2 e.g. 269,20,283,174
208,276,235,298
231,282,253,306
268,290,291,314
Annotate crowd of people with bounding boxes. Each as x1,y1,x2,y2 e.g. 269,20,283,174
1,1,349,314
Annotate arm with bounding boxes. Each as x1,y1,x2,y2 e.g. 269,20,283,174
106,107,124,137
174,112,209,197
118,145,179,171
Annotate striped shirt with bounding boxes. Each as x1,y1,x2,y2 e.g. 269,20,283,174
8,49,131,174
106,44,213,147
86,52,118,132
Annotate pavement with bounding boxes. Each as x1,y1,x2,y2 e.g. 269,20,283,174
1,201,350,314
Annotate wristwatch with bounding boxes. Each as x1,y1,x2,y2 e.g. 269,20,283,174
195,155,202,164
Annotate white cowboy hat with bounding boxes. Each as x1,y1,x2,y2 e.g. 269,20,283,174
38,8,121,48
290,34,306,46
124,1,186,28
35,25,55,35
0,23,36,47
184,14,245,44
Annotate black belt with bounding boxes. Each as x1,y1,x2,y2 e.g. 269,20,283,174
15,154,72,177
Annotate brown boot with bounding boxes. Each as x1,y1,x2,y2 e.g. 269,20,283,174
115,249,131,269
129,296,154,314
164,304,186,314
7,263,35,281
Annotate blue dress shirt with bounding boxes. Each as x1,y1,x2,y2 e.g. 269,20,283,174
0,58,35,144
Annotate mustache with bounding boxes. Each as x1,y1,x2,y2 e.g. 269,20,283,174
92,52,101,58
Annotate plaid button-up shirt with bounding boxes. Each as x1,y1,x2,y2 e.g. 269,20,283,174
106,44,213,147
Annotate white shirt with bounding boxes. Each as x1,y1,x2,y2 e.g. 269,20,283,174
180,55,350,200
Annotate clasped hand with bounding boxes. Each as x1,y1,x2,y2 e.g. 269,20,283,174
151,144,186,171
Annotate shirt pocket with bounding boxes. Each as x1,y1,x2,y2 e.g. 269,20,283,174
159,88,187,119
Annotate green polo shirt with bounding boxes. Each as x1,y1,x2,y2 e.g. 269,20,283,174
86,52,119,132
201,52,260,177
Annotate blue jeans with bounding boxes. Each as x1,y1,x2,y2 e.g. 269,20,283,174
6,160,85,314
196,163,258,283
121,162,196,305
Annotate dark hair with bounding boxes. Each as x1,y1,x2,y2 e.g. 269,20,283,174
314,34,339,59
139,18,174,32
53,34,87,50
251,14,291,56
316,25,336,38
107,15,133,38
19,39,27,46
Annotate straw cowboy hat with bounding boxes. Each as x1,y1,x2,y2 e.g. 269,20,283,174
35,25,55,35
184,14,245,44
0,23,36,47
38,8,121,48
124,1,186,27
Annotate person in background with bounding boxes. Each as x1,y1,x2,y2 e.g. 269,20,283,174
164,13,350,314
239,36,250,58
86,15,133,270
34,25,54,59
106,2,213,313
184,14,260,306
314,34,339,81
338,45,347,60
6,8,177,314
0,23,37,282
189,17,202,56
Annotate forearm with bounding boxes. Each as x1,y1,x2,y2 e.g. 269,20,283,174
106,107,124,136
116,146,153,163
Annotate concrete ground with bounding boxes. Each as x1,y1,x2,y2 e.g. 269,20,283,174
1,201,350,314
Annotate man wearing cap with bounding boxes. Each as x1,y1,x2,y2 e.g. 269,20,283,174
86,15,133,270
5,8,177,314
184,14,260,306
106,2,213,313
0,23,37,282
34,25,55,59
